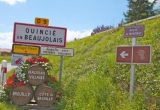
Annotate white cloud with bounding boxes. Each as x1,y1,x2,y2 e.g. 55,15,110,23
0,0,26,5
0,32,13,49
0,29,92,49
67,30,92,41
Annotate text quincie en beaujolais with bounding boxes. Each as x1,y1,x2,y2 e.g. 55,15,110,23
17,28,62,43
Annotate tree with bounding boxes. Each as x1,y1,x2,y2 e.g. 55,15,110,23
124,0,157,23
118,19,125,27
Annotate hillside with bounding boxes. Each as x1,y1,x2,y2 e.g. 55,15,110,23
1,17,160,110
41,16,160,110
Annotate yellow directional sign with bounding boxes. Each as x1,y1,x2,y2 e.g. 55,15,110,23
35,17,49,26
12,44,40,55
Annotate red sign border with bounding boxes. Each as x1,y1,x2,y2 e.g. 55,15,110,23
13,22,67,47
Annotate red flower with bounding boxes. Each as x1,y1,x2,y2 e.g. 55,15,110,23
31,56,49,64
51,77,58,82
11,74,17,79
48,75,58,83
4,73,19,89
28,58,35,64
4,84,9,88
6,78,12,83
36,58,41,62
17,82,25,86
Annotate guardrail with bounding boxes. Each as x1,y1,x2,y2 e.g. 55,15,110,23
125,14,160,26
94,14,160,35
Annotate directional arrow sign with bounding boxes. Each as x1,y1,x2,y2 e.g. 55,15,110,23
120,51,129,58
116,45,151,64
116,46,132,63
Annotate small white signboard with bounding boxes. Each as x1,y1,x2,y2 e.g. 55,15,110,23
40,47,74,56
13,22,67,47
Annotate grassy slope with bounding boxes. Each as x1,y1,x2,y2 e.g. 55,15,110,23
45,17,160,110
1,17,160,110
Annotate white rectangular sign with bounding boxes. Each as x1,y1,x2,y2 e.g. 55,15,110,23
40,47,74,56
13,22,67,47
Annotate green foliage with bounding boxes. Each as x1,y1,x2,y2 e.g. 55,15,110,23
124,0,157,23
0,55,11,63
0,102,22,110
42,17,160,109
68,73,128,110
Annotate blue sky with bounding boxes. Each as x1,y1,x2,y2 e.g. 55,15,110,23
0,0,158,49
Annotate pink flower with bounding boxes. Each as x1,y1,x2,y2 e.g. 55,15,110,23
11,74,17,79
56,91,61,95
56,94,59,99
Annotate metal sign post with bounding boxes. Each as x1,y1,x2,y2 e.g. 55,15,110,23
40,47,74,83
129,38,136,99
32,18,71,83
59,56,63,83
116,25,149,99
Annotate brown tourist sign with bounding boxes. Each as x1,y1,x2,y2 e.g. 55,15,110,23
116,46,132,63
124,25,144,37
132,46,151,64
116,45,151,64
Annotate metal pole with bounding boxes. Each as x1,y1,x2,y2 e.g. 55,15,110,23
129,37,136,99
59,56,63,83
